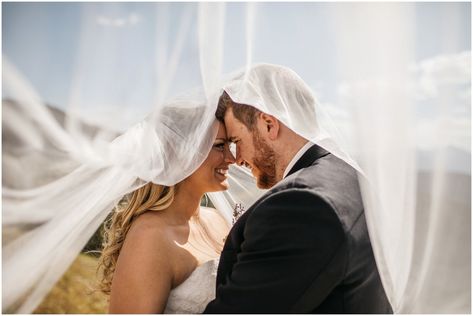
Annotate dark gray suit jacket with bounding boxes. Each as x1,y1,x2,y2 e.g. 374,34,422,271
204,144,392,313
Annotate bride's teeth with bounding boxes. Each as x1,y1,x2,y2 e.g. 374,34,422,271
216,169,228,175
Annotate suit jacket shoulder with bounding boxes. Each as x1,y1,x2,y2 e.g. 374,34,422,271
205,145,393,313
278,151,365,233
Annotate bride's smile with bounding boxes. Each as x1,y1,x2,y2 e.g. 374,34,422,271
215,168,228,177
185,123,235,191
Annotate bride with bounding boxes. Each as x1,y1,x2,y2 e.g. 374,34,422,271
98,122,235,313
3,3,469,314
2,58,262,313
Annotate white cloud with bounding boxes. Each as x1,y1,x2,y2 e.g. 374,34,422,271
96,13,142,27
338,51,470,103
411,51,470,100
333,51,471,152
412,52,470,152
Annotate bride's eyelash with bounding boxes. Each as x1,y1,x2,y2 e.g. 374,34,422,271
213,142,225,150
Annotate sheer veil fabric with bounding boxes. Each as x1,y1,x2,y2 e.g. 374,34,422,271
3,2,470,313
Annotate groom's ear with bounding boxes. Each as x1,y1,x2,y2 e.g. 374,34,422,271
258,112,280,141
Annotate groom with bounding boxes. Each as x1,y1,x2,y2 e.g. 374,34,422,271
204,64,392,313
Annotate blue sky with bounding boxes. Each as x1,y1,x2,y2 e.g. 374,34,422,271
2,2,471,165
3,3,469,106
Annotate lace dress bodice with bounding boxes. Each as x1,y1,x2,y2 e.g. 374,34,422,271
164,259,218,314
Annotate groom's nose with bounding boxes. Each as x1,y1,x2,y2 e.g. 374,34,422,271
224,145,236,164
235,152,245,166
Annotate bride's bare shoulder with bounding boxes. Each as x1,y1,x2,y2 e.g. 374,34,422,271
127,211,171,238
116,211,196,283
109,212,184,313
120,212,175,259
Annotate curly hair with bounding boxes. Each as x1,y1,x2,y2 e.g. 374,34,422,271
97,182,175,295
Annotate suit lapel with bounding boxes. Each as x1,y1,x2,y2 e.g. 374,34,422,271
286,144,330,178
216,144,330,288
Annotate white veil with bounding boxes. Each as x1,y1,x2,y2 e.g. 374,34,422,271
222,64,362,174
3,2,470,314
2,3,238,313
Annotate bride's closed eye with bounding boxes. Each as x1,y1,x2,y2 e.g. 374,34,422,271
213,141,226,151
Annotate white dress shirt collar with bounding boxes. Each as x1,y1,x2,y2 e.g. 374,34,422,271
283,141,314,179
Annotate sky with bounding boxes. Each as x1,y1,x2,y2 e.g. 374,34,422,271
3,3,469,105
2,2,471,171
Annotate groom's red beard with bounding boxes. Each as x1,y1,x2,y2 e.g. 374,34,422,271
252,131,278,189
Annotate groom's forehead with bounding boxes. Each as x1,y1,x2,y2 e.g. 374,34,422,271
224,110,248,139
223,109,237,133
225,126,241,143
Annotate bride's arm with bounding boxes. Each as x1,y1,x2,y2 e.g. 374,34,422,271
108,225,174,314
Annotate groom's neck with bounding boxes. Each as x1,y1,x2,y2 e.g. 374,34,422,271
273,131,309,182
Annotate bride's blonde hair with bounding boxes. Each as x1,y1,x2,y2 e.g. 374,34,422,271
97,182,175,295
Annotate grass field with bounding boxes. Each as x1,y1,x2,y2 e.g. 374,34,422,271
33,254,108,314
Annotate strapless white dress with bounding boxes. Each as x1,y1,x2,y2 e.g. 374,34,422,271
164,259,219,314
